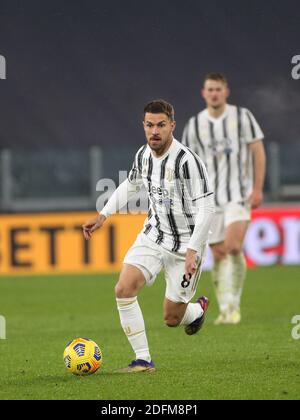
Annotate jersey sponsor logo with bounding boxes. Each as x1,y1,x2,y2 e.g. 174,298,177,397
149,187,174,210
208,137,233,156
151,186,169,197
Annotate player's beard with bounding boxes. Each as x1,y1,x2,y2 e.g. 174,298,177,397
148,136,172,156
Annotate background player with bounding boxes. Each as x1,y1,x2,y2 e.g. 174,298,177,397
182,73,266,325
83,100,214,373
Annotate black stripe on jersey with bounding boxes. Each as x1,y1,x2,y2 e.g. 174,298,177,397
174,149,186,179
168,210,181,252
167,150,186,252
182,161,196,235
246,111,258,139
143,224,152,236
154,156,170,245
237,107,245,199
184,147,209,195
194,115,205,156
223,117,232,202
147,154,164,244
192,191,214,202
209,121,220,206
160,155,169,183
129,153,139,183
128,167,136,184
129,145,147,184
138,145,147,173
144,197,153,236
182,161,193,198
146,153,153,188
154,216,164,244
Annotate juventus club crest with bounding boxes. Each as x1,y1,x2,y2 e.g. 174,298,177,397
210,137,233,156
165,167,175,182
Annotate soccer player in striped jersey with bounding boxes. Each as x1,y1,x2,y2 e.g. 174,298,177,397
182,73,266,325
83,100,214,373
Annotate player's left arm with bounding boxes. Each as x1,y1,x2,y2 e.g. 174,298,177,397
243,108,266,209
248,140,266,209
185,193,215,278
181,156,215,278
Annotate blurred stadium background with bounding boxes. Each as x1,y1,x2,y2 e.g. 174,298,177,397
0,0,299,275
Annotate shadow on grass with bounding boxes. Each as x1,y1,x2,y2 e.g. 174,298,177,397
3,370,123,388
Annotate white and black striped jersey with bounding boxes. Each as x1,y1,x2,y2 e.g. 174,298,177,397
127,138,213,253
182,104,264,208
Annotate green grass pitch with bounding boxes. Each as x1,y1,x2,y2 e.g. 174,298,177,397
0,266,299,400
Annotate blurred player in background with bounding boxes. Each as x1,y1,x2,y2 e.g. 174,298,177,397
182,73,266,325
83,100,214,373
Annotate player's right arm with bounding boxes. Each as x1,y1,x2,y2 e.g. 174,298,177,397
82,146,145,240
82,213,107,240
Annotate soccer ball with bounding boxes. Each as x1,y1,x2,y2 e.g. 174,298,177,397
63,338,103,375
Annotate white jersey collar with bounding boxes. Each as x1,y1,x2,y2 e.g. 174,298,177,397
204,104,229,123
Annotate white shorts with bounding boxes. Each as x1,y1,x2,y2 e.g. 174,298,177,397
209,202,251,245
123,233,207,304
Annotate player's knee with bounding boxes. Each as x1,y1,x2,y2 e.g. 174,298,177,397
115,283,125,298
212,247,227,262
115,282,136,299
227,243,243,256
164,313,181,328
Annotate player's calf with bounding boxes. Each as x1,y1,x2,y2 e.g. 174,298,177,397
227,243,243,256
163,300,188,328
164,314,183,328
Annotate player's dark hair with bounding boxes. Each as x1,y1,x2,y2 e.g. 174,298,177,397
203,72,228,86
143,99,175,121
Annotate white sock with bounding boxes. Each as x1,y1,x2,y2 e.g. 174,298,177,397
211,257,232,314
229,253,247,311
116,297,151,363
180,302,203,326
